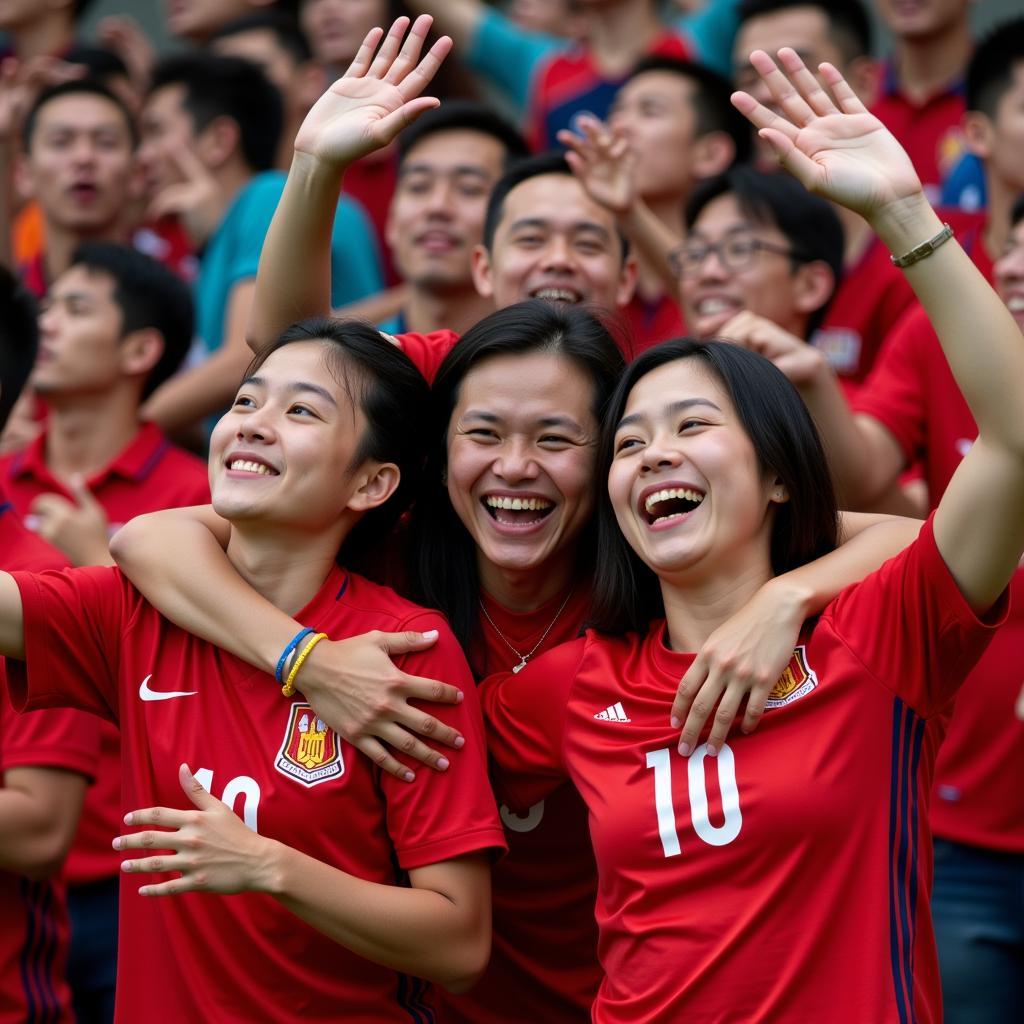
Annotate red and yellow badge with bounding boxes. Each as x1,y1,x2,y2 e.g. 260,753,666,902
274,702,344,788
765,646,818,709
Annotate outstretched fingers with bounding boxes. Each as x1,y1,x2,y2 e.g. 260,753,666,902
819,62,868,115
367,16,411,78
745,49,816,128
776,47,838,117
383,14,432,85
394,34,453,102
344,25,386,78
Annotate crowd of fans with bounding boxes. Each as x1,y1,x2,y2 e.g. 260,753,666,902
0,1,1020,1022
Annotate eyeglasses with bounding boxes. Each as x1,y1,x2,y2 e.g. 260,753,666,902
669,235,808,277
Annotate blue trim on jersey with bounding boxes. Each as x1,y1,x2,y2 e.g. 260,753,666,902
887,698,925,1024
0,501,11,518
335,573,350,602
133,438,170,482
386,846,436,1023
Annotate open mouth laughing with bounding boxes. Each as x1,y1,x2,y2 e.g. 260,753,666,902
482,493,555,528
640,486,705,527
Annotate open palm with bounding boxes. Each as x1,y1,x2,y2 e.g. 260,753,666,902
293,15,452,165
732,49,922,220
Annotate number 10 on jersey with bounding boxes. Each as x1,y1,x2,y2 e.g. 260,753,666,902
646,744,742,857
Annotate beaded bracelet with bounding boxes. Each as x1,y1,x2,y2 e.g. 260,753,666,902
275,627,315,684
281,632,328,698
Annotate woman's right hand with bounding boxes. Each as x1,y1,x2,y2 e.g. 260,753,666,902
297,630,466,782
732,48,923,222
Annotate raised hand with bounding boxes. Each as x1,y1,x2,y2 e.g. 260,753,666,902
557,114,636,217
293,15,452,167
732,49,923,221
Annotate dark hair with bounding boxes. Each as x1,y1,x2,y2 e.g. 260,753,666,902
63,43,130,81
148,53,282,173
1012,193,1024,230
250,316,430,566
736,0,872,63
966,17,1024,117
482,151,630,259
211,10,313,64
22,78,138,151
411,300,625,667
397,100,528,166
685,166,844,335
0,266,39,432
69,243,194,399
589,339,838,633
626,56,753,165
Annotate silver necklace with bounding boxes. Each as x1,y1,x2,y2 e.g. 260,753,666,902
479,588,575,673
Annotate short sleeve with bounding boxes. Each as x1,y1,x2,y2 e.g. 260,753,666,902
466,7,565,114
222,174,286,285
5,566,132,722
823,516,1008,717
393,330,460,384
381,614,506,870
1,684,101,780
329,196,384,307
852,305,931,466
479,637,586,811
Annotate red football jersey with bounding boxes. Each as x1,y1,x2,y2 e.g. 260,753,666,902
0,500,100,1024
442,585,599,1024
622,291,687,358
6,564,505,1023
393,329,461,385
481,520,1004,1023
853,302,1024,853
811,235,917,398
0,421,209,886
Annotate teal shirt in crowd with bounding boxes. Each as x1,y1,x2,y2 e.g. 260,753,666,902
195,171,383,355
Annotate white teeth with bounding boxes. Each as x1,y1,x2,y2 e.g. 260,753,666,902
644,487,704,513
696,297,735,316
485,495,553,511
532,287,580,303
1007,296,1024,312
229,459,273,475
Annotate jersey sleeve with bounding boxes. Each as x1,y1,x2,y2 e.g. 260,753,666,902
479,636,586,812
380,613,506,871
852,306,931,466
329,196,384,308
393,330,460,384
1,681,101,780
823,515,1008,717
221,174,286,287
5,566,132,723
466,6,566,114
673,0,740,76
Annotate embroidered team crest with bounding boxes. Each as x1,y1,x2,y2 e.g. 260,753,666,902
765,646,818,708
275,703,344,787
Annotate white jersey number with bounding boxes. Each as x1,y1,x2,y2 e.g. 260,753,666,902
645,744,742,858
193,767,261,832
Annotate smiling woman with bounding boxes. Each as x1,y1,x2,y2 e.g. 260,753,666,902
0,315,506,1022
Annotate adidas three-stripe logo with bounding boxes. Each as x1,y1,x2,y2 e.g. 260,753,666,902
594,702,631,723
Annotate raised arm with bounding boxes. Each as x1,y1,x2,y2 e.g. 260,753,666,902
735,49,1024,611
248,16,451,352
109,508,465,779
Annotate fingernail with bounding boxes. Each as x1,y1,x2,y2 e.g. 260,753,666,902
112,837,122,850
707,743,718,757
455,690,464,703
121,860,133,872
422,629,438,640
436,757,450,771
123,813,133,825
678,741,691,756
670,716,681,729
453,735,465,748
403,770,414,782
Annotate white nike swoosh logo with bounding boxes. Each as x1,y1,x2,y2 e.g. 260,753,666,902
138,674,198,702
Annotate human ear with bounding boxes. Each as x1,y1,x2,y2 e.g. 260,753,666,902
119,328,164,381
347,461,400,513
470,244,495,298
792,260,836,321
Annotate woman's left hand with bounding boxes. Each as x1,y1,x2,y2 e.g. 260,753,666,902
670,579,807,756
114,764,276,896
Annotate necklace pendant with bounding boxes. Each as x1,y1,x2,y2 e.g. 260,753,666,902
512,659,528,674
